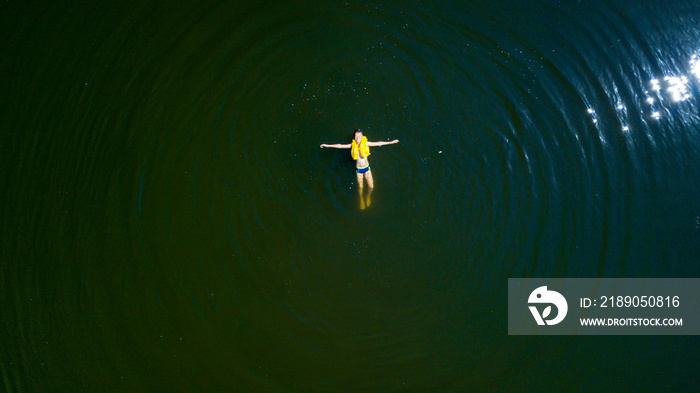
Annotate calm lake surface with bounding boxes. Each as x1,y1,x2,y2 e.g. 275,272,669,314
3,0,700,391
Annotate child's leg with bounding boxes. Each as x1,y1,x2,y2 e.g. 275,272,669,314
356,172,366,210
364,170,374,207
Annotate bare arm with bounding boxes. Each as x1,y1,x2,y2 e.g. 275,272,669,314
366,139,399,147
320,143,352,149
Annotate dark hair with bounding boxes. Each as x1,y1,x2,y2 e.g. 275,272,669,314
354,129,362,136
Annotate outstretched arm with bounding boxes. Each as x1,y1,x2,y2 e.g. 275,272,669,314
367,139,399,147
320,143,352,149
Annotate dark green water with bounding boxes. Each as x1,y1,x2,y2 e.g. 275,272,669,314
3,0,700,391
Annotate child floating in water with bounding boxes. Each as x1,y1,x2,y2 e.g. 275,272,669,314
320,129,399,210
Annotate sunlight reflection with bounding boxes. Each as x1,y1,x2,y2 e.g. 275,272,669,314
588,51,699,128
691,54,700,81
664,75,691,102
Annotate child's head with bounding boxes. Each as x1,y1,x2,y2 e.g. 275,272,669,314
354,129,363,142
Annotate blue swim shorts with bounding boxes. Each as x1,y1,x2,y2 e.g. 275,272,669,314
356,165,370,174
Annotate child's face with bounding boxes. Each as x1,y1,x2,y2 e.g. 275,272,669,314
354,132,363,143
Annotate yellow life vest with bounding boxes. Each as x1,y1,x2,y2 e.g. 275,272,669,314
351,136,370,160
